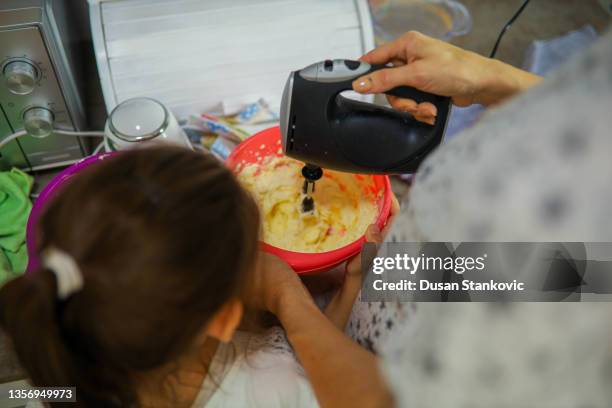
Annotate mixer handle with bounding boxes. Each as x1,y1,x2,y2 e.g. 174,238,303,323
366,64,449,107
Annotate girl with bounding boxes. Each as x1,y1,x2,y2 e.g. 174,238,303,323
0,146,380,407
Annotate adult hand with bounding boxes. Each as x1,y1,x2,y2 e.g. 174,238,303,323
352,31,542,124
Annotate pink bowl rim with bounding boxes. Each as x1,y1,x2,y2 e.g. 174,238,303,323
25,153,117,273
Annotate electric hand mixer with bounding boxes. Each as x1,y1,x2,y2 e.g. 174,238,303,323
279,59,451,212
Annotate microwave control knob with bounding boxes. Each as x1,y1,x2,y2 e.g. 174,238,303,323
3,61,38,95
23,107,54,138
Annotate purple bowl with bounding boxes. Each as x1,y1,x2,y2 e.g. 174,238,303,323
26,153,116,274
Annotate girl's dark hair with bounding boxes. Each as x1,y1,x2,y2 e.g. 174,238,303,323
0,146,260,407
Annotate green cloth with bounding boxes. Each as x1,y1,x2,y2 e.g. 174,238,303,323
0,168,33,285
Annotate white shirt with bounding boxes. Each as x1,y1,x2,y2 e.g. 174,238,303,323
193,328,318,408
26,328,318,408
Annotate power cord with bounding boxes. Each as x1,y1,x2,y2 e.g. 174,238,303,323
92,141,106,154
53,129,105,138
489,0,532,58
0,130,27,151
0,129,104,150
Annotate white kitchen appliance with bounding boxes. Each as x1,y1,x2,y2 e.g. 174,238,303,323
88,0,375,121
0,0,90,171
104,97,192,151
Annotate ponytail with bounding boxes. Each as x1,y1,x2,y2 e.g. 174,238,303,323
0,270,135,407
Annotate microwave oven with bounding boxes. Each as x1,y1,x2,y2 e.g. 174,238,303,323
0,0,91,171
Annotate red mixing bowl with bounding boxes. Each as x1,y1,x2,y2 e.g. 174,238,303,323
226,126,392,274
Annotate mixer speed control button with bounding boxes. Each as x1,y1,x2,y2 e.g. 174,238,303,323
23,107,54,138
344,60,361,70
323,59,333,71
3,60,38,95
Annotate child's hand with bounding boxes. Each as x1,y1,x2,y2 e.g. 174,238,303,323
346,194,401,277
246,252,314,316
325,195,400,329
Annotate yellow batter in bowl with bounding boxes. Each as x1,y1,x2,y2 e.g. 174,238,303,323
236,156,379,253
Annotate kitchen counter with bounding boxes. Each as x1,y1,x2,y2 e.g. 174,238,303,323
1,0,609,385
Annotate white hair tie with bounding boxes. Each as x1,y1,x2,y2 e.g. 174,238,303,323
42,248,84,300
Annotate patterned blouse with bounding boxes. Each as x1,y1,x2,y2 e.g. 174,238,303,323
347,29,612,407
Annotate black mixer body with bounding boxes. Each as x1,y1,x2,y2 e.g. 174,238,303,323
280,59,451,175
